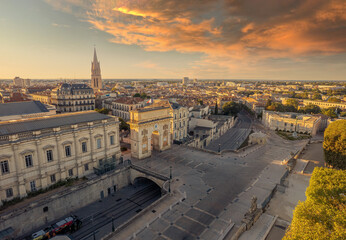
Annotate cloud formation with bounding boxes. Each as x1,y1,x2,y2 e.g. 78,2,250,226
45,0,346,77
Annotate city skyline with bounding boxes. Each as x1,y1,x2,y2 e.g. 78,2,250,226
0,0,346,80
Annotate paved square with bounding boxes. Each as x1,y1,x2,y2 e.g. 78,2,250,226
175,216,207,236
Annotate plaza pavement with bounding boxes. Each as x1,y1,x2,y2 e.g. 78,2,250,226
107,128,308,240
236,142,324,240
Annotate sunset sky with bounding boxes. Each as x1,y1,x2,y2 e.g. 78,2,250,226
0,0,345,80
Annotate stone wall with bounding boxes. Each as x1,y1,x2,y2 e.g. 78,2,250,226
0,167,131,238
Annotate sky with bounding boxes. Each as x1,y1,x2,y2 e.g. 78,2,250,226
0,0,345,80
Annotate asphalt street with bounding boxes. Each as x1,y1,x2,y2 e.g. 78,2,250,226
205,112,252,152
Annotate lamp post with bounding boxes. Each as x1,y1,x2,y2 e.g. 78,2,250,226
112,216,115,232
169,166,172,180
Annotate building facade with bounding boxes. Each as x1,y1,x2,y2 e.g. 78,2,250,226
262,110,322,136
302,99,346,110
0,112,121,204
91,48,102,91
106,97,147,120
13,77,31,88
171,102,189,141
51,83,95,113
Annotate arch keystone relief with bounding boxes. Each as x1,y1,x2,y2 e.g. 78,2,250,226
128,102,173,159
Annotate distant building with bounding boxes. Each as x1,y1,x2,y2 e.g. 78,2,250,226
51,83,95,113
302,99,346,110
0,111,121,203
171,102,189,142
182,77,190,85
262,110,322,136
190,105,209,118
13,77,30,88
29,92,51,104
105,97,148,120
91,47,102,91
0,101,56,121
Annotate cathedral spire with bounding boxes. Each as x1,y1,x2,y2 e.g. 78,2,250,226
93,46,98,63
91,46,102,90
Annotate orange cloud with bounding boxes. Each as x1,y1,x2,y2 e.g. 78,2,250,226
46,0,346,77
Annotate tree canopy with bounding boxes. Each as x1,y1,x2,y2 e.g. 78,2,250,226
323,120,346,169
95,108,110,114
133,93,150,99
283,167,346,240
119,117,130,131
222,101,241,116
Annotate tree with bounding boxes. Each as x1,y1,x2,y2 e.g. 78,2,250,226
133,93,141,98
283,167,346,240
285,98,299,109
95,108,110,114
328,97,341,103
222,101,240,116
323,120,346,169
299,104,321,114
215,102,218,115
119,117,130,131
322,107,338,118
312,93,322,100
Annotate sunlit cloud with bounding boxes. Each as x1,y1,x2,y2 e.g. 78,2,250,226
45,0,346,78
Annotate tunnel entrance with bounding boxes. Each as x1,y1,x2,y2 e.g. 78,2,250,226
132,177,162,197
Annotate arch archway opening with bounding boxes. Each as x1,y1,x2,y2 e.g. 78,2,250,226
151,130,160,151
132,177,162,197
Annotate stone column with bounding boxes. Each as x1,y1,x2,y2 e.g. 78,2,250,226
88,122,96,168
11,142,27,198
33,131,46,189
53,128,65,180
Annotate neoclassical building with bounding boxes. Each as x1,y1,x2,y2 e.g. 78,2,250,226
0,111,121,204
262,110,322,135
103,97,147,120
171,102,189,142
51,83,95,113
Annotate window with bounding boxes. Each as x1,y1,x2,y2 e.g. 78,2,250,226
110,135,115,145
30,181,36,192
82,142,87,153
65,145,71,157
46,150,53,162
25,155,33,167
174,114,176,119
68,169,73,177
6,188,13,198
97,138,101,149
50,174,56,183
1,160,9,174
84,164,89,171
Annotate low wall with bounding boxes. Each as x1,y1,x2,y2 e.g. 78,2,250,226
0,167,132,238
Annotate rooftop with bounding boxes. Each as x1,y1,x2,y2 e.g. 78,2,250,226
0,101,48,117
0,111,113,136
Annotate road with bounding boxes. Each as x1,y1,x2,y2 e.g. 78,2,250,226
205,112,252,152
23,181,161,240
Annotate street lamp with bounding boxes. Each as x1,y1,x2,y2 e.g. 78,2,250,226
169,166,172,180
112,216,115,232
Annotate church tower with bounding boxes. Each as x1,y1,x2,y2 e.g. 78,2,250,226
91,47,102,90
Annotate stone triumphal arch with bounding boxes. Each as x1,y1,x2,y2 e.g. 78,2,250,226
128,103,173,159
